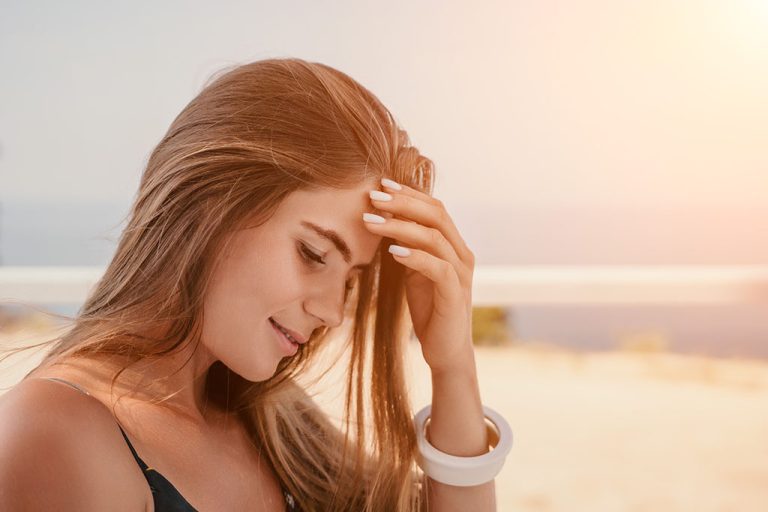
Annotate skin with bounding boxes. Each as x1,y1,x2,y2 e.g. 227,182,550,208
32,177,391,425
200,177,389,389
5,177,392,511
10,175,497,510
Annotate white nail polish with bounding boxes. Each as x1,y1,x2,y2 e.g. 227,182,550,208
363,212,386,224
381,178,402,190
370,190,392,201
388,244,411,257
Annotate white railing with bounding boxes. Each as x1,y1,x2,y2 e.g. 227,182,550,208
2,265,768,306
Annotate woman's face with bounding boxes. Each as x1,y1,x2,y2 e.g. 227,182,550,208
201,179,387,381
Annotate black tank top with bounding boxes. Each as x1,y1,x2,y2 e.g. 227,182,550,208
40,377,300,511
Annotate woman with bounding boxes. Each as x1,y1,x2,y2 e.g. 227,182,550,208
0,58,499,511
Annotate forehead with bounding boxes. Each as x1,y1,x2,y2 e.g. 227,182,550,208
274,180,387,264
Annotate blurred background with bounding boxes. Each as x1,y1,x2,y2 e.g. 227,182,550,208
1,1,767,510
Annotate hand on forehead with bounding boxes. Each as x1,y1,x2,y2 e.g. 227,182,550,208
368,180,394,219
373,206,394,219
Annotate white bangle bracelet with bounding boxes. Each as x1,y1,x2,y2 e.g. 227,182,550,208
413,404,513,487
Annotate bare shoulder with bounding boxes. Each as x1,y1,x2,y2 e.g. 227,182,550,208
0,377,150,511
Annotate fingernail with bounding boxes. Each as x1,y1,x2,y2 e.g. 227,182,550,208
363,212,386,224
388,244,411,257
381,178,402,190
369,190,392,202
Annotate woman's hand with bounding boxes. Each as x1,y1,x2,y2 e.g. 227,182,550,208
363,178,476,376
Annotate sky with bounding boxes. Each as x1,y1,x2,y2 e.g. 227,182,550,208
1,0,767,265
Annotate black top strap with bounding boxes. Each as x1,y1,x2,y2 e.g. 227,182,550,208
117,424,151,471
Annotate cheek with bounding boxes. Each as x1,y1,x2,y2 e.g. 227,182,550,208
204,231,308,322
195,232,313,380
200,270,260,353
260,250,307,301
202,249,304,338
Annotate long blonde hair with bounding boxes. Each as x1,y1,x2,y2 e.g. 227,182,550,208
3,58,435,511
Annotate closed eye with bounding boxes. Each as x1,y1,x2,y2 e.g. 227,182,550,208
299,242,325,265
298,242,356,293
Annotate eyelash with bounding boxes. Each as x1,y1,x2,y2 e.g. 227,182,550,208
298,242,356,292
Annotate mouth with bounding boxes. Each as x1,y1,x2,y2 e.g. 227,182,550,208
269,317,306,345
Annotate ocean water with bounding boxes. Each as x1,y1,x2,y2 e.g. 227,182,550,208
509,303,768,361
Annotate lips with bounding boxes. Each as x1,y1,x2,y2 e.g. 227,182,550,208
269,317,307,345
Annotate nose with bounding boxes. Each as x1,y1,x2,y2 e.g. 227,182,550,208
305,278,347,329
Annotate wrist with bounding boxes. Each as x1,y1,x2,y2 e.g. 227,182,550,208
429,345,478,381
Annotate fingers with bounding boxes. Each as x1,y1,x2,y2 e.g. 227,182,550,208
373,178,474,268
387,245,464,309
366,178,475,290
363,214,463,272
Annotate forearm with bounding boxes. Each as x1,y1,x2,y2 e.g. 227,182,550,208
425,347,496,512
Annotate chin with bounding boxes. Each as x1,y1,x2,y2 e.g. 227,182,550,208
214,355,277,383
241,363,280,383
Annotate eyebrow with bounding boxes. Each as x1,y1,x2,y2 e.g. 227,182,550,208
300,221,371,270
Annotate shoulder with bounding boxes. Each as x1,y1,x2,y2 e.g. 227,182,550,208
0,377,150,511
